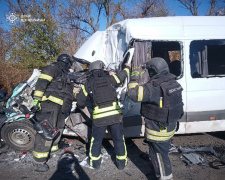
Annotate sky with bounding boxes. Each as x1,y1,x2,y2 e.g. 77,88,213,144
0,0,216,31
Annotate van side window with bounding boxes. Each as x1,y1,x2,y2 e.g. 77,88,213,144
190,40,225,78
151,41,182,77
131,41,182,78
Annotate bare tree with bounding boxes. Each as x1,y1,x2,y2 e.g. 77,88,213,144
99,0,125,27
120,0,171,19
177,0,225,16
209,0,217,15
58,0,125,39
214,0,225,15
177,0,200,16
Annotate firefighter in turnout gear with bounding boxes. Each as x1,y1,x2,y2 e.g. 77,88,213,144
32,54,74,172
127,57,183,180
76,60,131,170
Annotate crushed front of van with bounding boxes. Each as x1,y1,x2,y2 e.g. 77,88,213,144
72,23,146,139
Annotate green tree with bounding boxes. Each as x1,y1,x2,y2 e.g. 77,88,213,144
6,0,65,70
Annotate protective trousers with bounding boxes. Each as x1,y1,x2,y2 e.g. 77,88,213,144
89,122,127,169
149,141,173,180
33,101,66,163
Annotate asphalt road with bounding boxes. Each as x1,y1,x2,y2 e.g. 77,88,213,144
0,131,225,180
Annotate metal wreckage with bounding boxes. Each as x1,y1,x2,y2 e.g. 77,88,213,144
1,16,225,152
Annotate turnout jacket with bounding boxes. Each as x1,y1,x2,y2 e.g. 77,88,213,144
128,72,183,142
76,66,130,127
33,62,74,113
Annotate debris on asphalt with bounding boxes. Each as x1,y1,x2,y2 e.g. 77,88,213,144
0,134,225,180
178,146,215,155
79,157,94,169
209,160,225,169
169,143,178,153
58,138,70,149
183,153,205,165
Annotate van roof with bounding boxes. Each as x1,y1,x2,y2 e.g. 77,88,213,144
74,16,225,66
107,16,225,41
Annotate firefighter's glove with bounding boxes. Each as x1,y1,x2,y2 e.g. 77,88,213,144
32,99,41,112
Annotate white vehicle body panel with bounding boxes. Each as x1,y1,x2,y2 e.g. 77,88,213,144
73,16,225,135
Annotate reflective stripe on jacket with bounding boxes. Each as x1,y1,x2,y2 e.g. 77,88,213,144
93,102,122,119
76,66,130,127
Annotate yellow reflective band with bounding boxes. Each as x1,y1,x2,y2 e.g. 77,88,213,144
34,90,44,98
42,95,63,105
124,68,130,76
93,102,119,114
93,109,122,119
160,97,163,108
138,86,143,101
89,137,101,166
51,145,59,152
116,137,127,165
145,127,176,137
123,136,127,157
39,73,53,82
146,133,174,141
116,155,127,160
128,82,138,89
112,74,120,84
33,151,49,159
82,85,88,96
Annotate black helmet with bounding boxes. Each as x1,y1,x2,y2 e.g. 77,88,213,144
145,57,169,77
57,54,73,66
89,60,105,72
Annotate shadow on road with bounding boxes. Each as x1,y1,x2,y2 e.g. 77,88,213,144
102,138,157,180
126,138,157,180
49,151,90,180
207,131,225,141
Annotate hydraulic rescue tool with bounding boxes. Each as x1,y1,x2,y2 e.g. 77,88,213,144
19,104,60,141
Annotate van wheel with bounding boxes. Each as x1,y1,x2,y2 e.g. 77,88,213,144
1,120,36,151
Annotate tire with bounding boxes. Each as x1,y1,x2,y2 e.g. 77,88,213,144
1,120,36,151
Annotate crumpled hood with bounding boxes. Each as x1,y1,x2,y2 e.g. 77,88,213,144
73,29,127,71
73,31,107,65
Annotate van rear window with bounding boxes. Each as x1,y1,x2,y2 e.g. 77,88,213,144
190,40,225,78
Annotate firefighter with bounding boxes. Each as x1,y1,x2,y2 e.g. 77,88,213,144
127,57,183,180
32,54,75,172
76,60,131,170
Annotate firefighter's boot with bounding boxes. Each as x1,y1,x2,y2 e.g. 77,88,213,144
34,163,49,172
88,157,102,169
116,159,127,170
